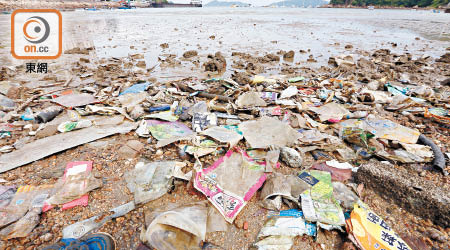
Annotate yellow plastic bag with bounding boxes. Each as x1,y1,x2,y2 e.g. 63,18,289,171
347,203,412,250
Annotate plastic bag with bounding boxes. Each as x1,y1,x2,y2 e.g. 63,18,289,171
125,161,186,204
347,202,412,250
299,170,345,227
141,202,208,250
45,161,102,208
194,147,267,223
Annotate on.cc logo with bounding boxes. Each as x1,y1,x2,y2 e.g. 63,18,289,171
23,16,51,44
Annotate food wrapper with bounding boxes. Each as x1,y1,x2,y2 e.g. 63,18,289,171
347,203,412,250
299,170,345,227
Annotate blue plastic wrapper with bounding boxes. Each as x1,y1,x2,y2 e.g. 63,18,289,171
119,82,150,96
148,105,170,113
20,108,34,121
267,209,317,237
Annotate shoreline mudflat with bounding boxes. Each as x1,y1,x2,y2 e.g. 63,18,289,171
0,1,121,11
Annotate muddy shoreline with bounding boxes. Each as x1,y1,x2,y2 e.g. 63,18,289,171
0,1,134,11
0,43,449,249
0,6,449,250
1,1,447,12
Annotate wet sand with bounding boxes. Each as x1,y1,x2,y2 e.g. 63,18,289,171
0,8,449,79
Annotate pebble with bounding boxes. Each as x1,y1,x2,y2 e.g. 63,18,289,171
428,228,448,243
234,217,244,229
116,217,125,224
42,233,53,242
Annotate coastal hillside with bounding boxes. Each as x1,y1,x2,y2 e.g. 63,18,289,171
329,0,449,7
270,0,328,7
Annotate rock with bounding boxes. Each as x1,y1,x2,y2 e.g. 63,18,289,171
204,52,227,72
330,54,355,67
307,55,317,63
130,53,144,59
283,50,295,60
437,53,450,63
279,147,303,168
183,50,198,58
427,228,448,243
160,43,169,49
261,53,280,62
231,71,252,85
136,61,146,68
41,233,53,242
355,161,450,227
358,58,376,70
234,216,244,229
441,78,450,86
345,44,353,49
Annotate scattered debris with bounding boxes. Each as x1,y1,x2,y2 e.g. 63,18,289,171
141,202,208,250
125,161,189,204
51,93,98,108
0,25,448,250
239,116,300,148
0,122,136,173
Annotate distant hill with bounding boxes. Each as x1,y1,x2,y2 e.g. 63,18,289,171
329,0,449,7
270,0,328,7
205,0,251,7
